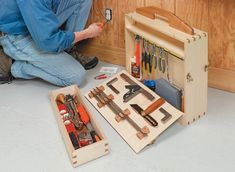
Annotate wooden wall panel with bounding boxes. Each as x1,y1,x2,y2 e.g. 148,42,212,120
223,0,235,71
91,0,119,47
208,0,224,69
175,0,209,32
208,0,235,71
145,0,175,12
80,0,145,64
118,0,145,48
81,0,235,92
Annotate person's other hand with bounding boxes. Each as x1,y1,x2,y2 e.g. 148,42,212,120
87,22,104,38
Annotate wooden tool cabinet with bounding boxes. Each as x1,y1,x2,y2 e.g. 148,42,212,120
125,7,208,125
50,86,109,167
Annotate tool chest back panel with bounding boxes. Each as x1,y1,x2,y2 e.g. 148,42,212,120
125,12,208,125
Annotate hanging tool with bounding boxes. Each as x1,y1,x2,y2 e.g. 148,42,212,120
158,47,166,73
165,50,170,81
147,41,153,74
131,35,141,79
120,73,155,102
141,38,148,76
151,44,158,79
153,45,158,70
106,77,119,94
135,35,141,67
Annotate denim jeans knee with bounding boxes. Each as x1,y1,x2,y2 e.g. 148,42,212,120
63,67,86,86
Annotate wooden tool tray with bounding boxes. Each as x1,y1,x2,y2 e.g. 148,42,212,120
50,85,109,167
85,71,183,153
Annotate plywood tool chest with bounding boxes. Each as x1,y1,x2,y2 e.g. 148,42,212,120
125,6,208,125
50,86,109,167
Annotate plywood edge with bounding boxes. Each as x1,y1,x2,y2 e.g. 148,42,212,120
209,67,235,93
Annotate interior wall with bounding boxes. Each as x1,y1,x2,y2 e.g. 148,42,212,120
81,0,235,92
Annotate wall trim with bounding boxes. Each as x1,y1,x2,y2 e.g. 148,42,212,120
209,67,235,93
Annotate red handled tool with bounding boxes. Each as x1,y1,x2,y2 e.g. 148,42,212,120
94,73,110,80
135,35,141,66
77,105,101,142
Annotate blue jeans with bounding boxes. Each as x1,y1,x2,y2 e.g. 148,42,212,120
0,0,92,86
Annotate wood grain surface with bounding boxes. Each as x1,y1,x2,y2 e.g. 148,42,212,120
80,0,235,92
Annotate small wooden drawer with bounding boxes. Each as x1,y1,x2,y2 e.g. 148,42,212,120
50,85,109,167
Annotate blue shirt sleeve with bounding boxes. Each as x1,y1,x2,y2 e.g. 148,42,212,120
16,0,75,52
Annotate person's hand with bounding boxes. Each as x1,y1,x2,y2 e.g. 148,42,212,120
73,22,104,44
87,22,104,38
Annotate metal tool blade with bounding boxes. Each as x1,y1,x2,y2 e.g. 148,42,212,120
130,104,144,115
130,104,158,127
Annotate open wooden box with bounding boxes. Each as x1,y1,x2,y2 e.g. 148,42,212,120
50,85,109,167
125,7,208,125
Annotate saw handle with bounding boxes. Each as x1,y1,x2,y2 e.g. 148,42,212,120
144,97,165,115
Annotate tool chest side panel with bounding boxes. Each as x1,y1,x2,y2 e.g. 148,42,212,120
85,71,183,153
180,33,208,125
50,85,109,167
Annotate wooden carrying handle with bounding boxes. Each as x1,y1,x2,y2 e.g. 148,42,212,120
144,98,165,115
136,6,194,35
